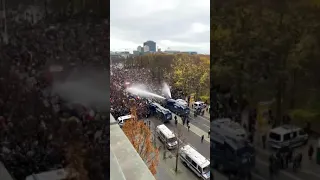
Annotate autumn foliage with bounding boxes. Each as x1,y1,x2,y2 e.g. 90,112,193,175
122,119,160,175
124,54,210,101
65,142,89,180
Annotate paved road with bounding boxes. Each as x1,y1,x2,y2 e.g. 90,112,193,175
187,112,210,133
154,131,201,180
145,116,210,159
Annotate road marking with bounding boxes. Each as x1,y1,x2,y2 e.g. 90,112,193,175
189,111,210,122
255,158,303,180
203,124,210,128
172,112,210,143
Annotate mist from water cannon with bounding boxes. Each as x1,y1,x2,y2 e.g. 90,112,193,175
126,85,166,99
162,82,172,99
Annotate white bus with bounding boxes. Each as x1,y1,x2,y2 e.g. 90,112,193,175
180,144,210,180
156,124,178,149
117,115,133,128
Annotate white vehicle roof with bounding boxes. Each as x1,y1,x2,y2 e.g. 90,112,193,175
175,99,188,106
270,125,302,135
194,101,204,104
117,115,132,121
157,124,176,139
211,118,246,140
180,144,210,168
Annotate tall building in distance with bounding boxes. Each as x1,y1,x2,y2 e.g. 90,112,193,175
143,40,156,52
137,46,143,52
143,45,149,52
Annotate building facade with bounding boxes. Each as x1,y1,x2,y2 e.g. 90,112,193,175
143,45,149,52
143,41,156,52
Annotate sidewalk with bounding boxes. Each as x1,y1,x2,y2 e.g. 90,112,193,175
172,112,210,143
189,105,210,119
155,143,200,180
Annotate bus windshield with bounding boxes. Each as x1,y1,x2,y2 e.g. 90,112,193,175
203,165,210,173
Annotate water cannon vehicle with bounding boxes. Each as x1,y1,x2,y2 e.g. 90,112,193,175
148,102,172,122
164,98,190,116
211,118,255,179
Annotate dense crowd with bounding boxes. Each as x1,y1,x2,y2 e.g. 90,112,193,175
110,65,162,119
0,14,109,180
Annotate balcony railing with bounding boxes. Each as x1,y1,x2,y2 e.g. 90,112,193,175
110,114,156,180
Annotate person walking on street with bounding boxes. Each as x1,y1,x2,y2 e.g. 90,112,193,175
201,135,204,143
188,125,190,131
174,116,178,126
187,119,190,127
308,144,314,160
208,130,210,138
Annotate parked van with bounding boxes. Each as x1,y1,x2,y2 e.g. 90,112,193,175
156,124,178,149
117,115,133,128
193,101,205,110
180,144,210,180
268,125,308,149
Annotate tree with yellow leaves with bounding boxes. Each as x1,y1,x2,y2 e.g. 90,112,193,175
122,119,160,175
168,54,210,101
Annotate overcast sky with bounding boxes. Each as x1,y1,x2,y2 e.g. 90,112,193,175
110,0,210,54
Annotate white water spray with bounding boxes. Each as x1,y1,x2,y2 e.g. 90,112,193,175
127,86,165,99
162,82,172,98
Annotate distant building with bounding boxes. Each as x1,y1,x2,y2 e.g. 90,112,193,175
182,51,198,55
133,50,140,55
137,46,143,52
164,50,180,54
143,45,149,52
143,41,156,52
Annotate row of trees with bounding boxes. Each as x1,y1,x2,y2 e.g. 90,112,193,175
124,54,210,101
212,0,320,128
122,115,186,176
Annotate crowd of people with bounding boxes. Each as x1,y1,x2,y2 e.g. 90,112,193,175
0,13,109,180
110,65,163,120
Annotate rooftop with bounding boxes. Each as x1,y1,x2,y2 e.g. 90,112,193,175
181,144,210,168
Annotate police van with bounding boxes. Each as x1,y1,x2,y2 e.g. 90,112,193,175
156,124,178,149
211,118,247,140
180,144,210,180
268,125,308,149
117,115,133,128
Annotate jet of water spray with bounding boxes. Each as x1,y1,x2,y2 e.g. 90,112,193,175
162,82,172,98
127,86,165,99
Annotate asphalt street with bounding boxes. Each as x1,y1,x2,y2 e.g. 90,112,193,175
187,111,210,133
154,129,202,180
145,116,210,159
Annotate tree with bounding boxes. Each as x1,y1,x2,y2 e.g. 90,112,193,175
122,119,160,175
65,142,89,180
123,54,210,101
212,0,320,126
174,125,185,173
